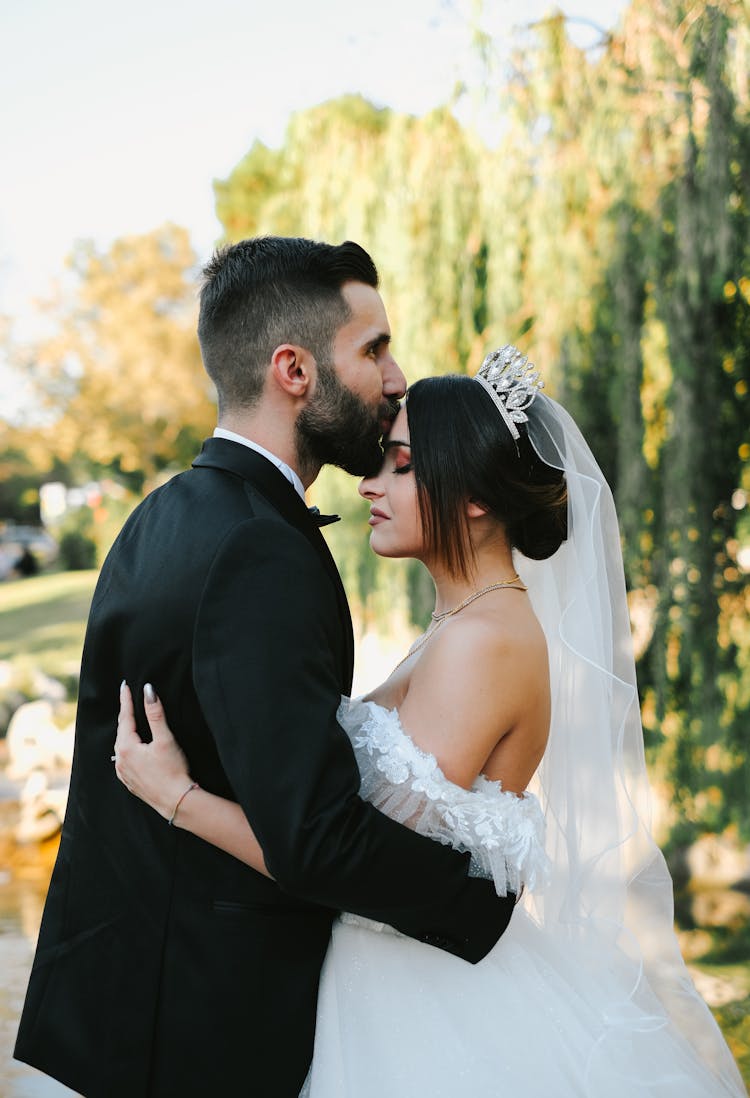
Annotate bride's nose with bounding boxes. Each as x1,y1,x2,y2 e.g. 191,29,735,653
358,474,383,500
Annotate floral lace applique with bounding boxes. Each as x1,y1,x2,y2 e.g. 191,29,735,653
340,698,550,897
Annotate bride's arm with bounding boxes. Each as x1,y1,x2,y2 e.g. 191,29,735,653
114,684,271,878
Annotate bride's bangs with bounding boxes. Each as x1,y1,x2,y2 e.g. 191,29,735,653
406,377,475,579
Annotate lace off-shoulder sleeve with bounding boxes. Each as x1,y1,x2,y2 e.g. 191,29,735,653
343,699,550,898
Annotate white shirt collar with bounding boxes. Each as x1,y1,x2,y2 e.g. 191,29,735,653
213,428,306,501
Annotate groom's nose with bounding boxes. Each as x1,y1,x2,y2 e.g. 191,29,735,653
381,352,406,399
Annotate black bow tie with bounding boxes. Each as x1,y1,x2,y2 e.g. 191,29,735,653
308,506,341,527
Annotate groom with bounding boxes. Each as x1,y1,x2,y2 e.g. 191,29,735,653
15,237,516,1097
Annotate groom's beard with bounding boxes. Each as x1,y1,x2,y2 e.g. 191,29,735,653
296,363,400,478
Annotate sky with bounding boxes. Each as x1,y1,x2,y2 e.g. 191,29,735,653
1,0,626,413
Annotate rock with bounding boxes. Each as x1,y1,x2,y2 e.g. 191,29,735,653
15,770,68,843
6,700,74,780
0,663,68,739
688,964,748,1008
677,928,715,961
688,887,750,930
685,832,750,889
0,690,28,738
29,668,67,703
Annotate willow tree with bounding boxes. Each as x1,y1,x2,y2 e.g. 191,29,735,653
216,95,492,380
212,4,749,831
571,0,750,835
643,3,750,832
215,96,494,629
486,0,750,835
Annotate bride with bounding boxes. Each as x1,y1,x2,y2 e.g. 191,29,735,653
114,347,745,1096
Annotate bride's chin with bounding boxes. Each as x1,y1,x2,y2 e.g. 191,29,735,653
368,533,403,559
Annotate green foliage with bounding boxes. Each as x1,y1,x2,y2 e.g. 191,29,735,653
711,996,750,1084
47,489,139,572
699,922,750,967
212,1,749,840
0,454,42,524
55,507,98,570
58,527,96,571
478,0,749,844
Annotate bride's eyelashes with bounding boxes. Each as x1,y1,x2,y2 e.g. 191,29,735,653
393,462,412,475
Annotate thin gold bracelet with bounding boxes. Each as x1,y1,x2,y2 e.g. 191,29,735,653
168,781,200,826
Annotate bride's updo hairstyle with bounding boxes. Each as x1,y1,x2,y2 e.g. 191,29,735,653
405,374,567,578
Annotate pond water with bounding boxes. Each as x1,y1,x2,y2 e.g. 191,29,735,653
0,833,78,1097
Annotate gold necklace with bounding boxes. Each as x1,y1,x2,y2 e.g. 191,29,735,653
430,573,522,621
394,576,527,671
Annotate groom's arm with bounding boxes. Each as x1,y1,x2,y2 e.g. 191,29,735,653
193,518,514,963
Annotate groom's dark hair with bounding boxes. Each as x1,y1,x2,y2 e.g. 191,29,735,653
198,236,379,414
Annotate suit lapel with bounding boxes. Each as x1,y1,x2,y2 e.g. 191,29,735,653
193,438,354,691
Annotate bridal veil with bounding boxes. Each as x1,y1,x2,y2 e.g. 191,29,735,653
521,394,745,1095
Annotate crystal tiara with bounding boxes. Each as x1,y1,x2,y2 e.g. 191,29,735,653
473,345,544,440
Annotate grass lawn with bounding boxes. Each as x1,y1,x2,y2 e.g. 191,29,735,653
0,570,98,680
707,980,750,1087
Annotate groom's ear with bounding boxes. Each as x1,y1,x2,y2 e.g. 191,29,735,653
270,344,314,398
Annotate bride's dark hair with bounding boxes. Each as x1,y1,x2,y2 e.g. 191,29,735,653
405,375,567,578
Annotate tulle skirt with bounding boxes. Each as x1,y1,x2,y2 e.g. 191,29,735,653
300,906,744,1097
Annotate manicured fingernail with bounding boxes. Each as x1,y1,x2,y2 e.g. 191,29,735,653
120,679,126,694
144,683,157,704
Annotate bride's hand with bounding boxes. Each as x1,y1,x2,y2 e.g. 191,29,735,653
114,683,193,821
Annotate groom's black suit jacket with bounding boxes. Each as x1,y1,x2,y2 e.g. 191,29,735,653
15,438,515,1098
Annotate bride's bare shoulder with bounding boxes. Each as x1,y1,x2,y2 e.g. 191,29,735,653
394,604,550,789
365,596,546,715
414,600,547,691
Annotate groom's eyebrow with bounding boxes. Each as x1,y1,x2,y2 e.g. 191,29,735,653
365,333,391,353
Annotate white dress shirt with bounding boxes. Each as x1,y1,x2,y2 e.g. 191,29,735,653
213,428,305,501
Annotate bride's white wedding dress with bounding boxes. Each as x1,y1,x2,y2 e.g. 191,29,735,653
296,393,743,1096
299,696,745,1098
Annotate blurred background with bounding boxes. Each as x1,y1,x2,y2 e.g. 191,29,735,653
1,0,748,1092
